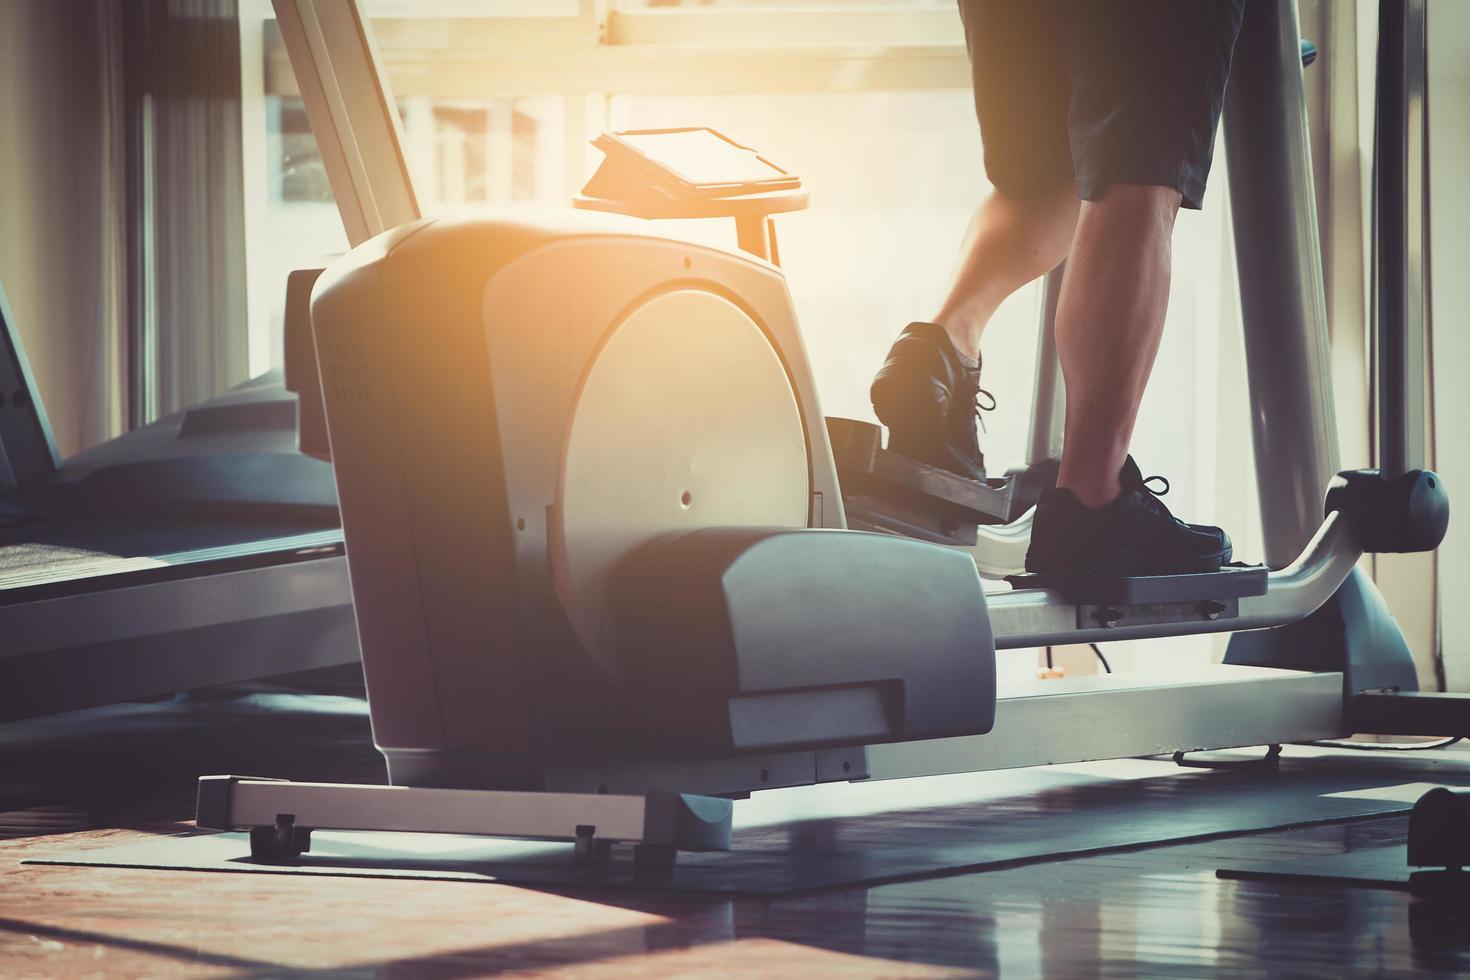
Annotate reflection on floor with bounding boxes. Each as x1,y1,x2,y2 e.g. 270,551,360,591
2,674,1469,978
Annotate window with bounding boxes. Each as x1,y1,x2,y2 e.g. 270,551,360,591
399,96,565,211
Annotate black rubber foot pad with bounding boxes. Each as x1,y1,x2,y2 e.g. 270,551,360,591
1006,563,1269,605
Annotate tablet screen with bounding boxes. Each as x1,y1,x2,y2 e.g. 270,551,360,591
618,130,788,187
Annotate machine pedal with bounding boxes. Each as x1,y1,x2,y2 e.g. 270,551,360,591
841,494,982,547
826,418,1051,542
1005,563,1268,606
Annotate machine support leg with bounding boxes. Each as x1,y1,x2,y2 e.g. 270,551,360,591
1373,0,1430,480
734,215,772,262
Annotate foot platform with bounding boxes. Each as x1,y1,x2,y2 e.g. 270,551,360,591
827,417,1054,544
1004,564,1269,632
1006,564,1269,605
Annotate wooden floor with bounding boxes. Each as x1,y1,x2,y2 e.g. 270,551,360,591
3,678,1469,978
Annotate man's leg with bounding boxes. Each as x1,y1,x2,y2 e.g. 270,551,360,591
934,182,1079,362
867,0,1072,481
1020,0,1242,575
1024,181,1231,576
1054,185,1180,508
869,182,1076,480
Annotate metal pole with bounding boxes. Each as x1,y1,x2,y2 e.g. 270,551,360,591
1025,264,1065,466
1373,0,1429,479
1222,0,1341,568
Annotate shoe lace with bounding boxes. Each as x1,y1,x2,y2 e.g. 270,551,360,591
1134,472,1175,517
973,387,997,433
1141,474,1171,496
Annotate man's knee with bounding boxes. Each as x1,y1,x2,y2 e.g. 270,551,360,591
1082,184,1182,236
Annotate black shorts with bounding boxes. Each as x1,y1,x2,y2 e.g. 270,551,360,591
959,0,1244,210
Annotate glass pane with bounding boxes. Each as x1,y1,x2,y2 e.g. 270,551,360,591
396,96,566,214
251,93,565,374
255,96,349,375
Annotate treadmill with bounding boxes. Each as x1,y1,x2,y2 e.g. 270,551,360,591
0,273,357,723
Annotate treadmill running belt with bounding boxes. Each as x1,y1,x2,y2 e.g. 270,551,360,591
0,517,355,722
0,520,343,600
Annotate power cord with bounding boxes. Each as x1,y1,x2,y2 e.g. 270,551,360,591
1043,644,1113,673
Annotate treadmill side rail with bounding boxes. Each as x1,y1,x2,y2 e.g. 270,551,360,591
195,776,733,852
0,541,356,722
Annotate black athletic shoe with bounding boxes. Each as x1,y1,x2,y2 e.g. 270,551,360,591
870,322,993,482
1025,456,1232,575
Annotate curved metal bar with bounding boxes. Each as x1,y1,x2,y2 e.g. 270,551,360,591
987,511,1360,649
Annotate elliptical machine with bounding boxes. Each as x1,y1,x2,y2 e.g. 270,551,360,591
197,0,1452,872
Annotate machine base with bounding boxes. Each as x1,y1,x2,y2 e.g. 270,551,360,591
1225,566,1423,698
195,776,733,873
